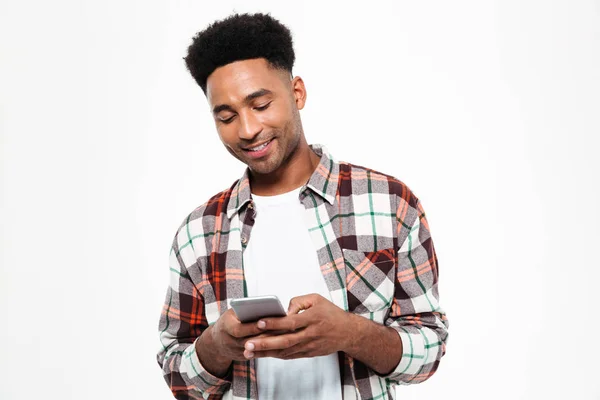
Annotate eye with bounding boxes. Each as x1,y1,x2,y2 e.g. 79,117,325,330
255,102,271,111
219,116,235,124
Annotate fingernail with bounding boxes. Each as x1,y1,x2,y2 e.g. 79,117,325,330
246,342,255,351
257,320,266,329
246,351,254,359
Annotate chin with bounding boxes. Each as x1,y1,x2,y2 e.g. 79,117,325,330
246,144,286,175
248,160,281,175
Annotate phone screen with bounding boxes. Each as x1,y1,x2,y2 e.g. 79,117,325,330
230,295,287,323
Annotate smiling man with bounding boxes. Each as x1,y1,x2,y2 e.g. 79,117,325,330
157,12,449,400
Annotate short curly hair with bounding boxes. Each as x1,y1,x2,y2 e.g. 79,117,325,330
184,12,296,94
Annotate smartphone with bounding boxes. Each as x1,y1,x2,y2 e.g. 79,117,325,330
230,295,287,323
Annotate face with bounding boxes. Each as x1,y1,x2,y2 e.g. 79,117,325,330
206,58,306,175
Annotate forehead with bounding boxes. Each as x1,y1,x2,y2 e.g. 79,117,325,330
206,58,287,106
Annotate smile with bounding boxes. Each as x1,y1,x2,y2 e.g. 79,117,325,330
246,139,272,152
243,138,275,159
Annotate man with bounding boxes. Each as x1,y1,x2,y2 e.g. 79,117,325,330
157,12,449,400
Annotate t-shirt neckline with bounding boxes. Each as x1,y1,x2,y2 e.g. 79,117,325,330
251,186,303,206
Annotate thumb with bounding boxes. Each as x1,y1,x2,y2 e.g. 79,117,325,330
287,294,318,315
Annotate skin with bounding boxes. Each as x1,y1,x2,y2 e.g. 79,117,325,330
195,58,403,378
244,294,403,376
205,57,320,196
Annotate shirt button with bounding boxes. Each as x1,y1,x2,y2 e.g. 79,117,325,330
241,236,247,244
248,203,253,209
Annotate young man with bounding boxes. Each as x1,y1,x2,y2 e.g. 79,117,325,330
157,12,449,400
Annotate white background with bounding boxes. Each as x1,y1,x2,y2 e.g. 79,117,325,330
1,1,599,399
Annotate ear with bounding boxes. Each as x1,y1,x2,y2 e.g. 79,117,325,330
291,75,307,110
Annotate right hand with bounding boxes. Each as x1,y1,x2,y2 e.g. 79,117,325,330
210,308,282,361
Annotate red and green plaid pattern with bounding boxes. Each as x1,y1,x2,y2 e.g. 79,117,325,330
157,144,449,400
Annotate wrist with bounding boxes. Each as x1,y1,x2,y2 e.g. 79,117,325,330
198,325,230,364
341,312,362,354
196,325,233,378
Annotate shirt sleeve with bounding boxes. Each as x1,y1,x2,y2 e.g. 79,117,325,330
156,230,232,399
379,198,450,385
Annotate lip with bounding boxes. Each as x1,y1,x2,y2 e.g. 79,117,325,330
243,138,274,159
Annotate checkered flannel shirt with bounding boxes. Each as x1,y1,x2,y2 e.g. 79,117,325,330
157,144,449,399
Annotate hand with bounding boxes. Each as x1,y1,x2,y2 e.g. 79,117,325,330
242,293,351,360
209,308,287,362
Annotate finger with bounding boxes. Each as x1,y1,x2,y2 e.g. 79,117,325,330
251,349,310,360
278,351,309,360
287,293,321,314
236,330,285,347
235,330,277,348
258,312,310,332
276,338,315,359
244,331,305,353
228,320,264,338
260,329,289,336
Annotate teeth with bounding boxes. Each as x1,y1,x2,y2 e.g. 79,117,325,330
248,140,270,152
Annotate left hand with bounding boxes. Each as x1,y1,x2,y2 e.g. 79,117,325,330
243,293,352,360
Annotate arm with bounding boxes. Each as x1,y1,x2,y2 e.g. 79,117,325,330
195,325,234,378
342,312,404,375
376,198,450,384
156,234,231,399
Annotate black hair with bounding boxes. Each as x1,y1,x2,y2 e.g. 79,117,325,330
184,12,296,94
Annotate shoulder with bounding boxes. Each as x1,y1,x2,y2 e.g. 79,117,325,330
338,160,420,211
171,179,241,241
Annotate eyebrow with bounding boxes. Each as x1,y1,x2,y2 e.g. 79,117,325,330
212,88,274,115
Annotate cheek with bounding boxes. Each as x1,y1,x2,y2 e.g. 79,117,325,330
262,104,291,127
217,126,237,145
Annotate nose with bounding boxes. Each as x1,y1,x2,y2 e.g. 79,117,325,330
238,109,262,140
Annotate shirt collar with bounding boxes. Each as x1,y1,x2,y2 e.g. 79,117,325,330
226,143,339,219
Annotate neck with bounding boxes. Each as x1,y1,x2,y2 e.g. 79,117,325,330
249,139,320,196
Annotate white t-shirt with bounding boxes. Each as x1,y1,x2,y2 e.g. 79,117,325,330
242,186,342,400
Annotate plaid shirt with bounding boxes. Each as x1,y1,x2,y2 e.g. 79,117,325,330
157,144,449,400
